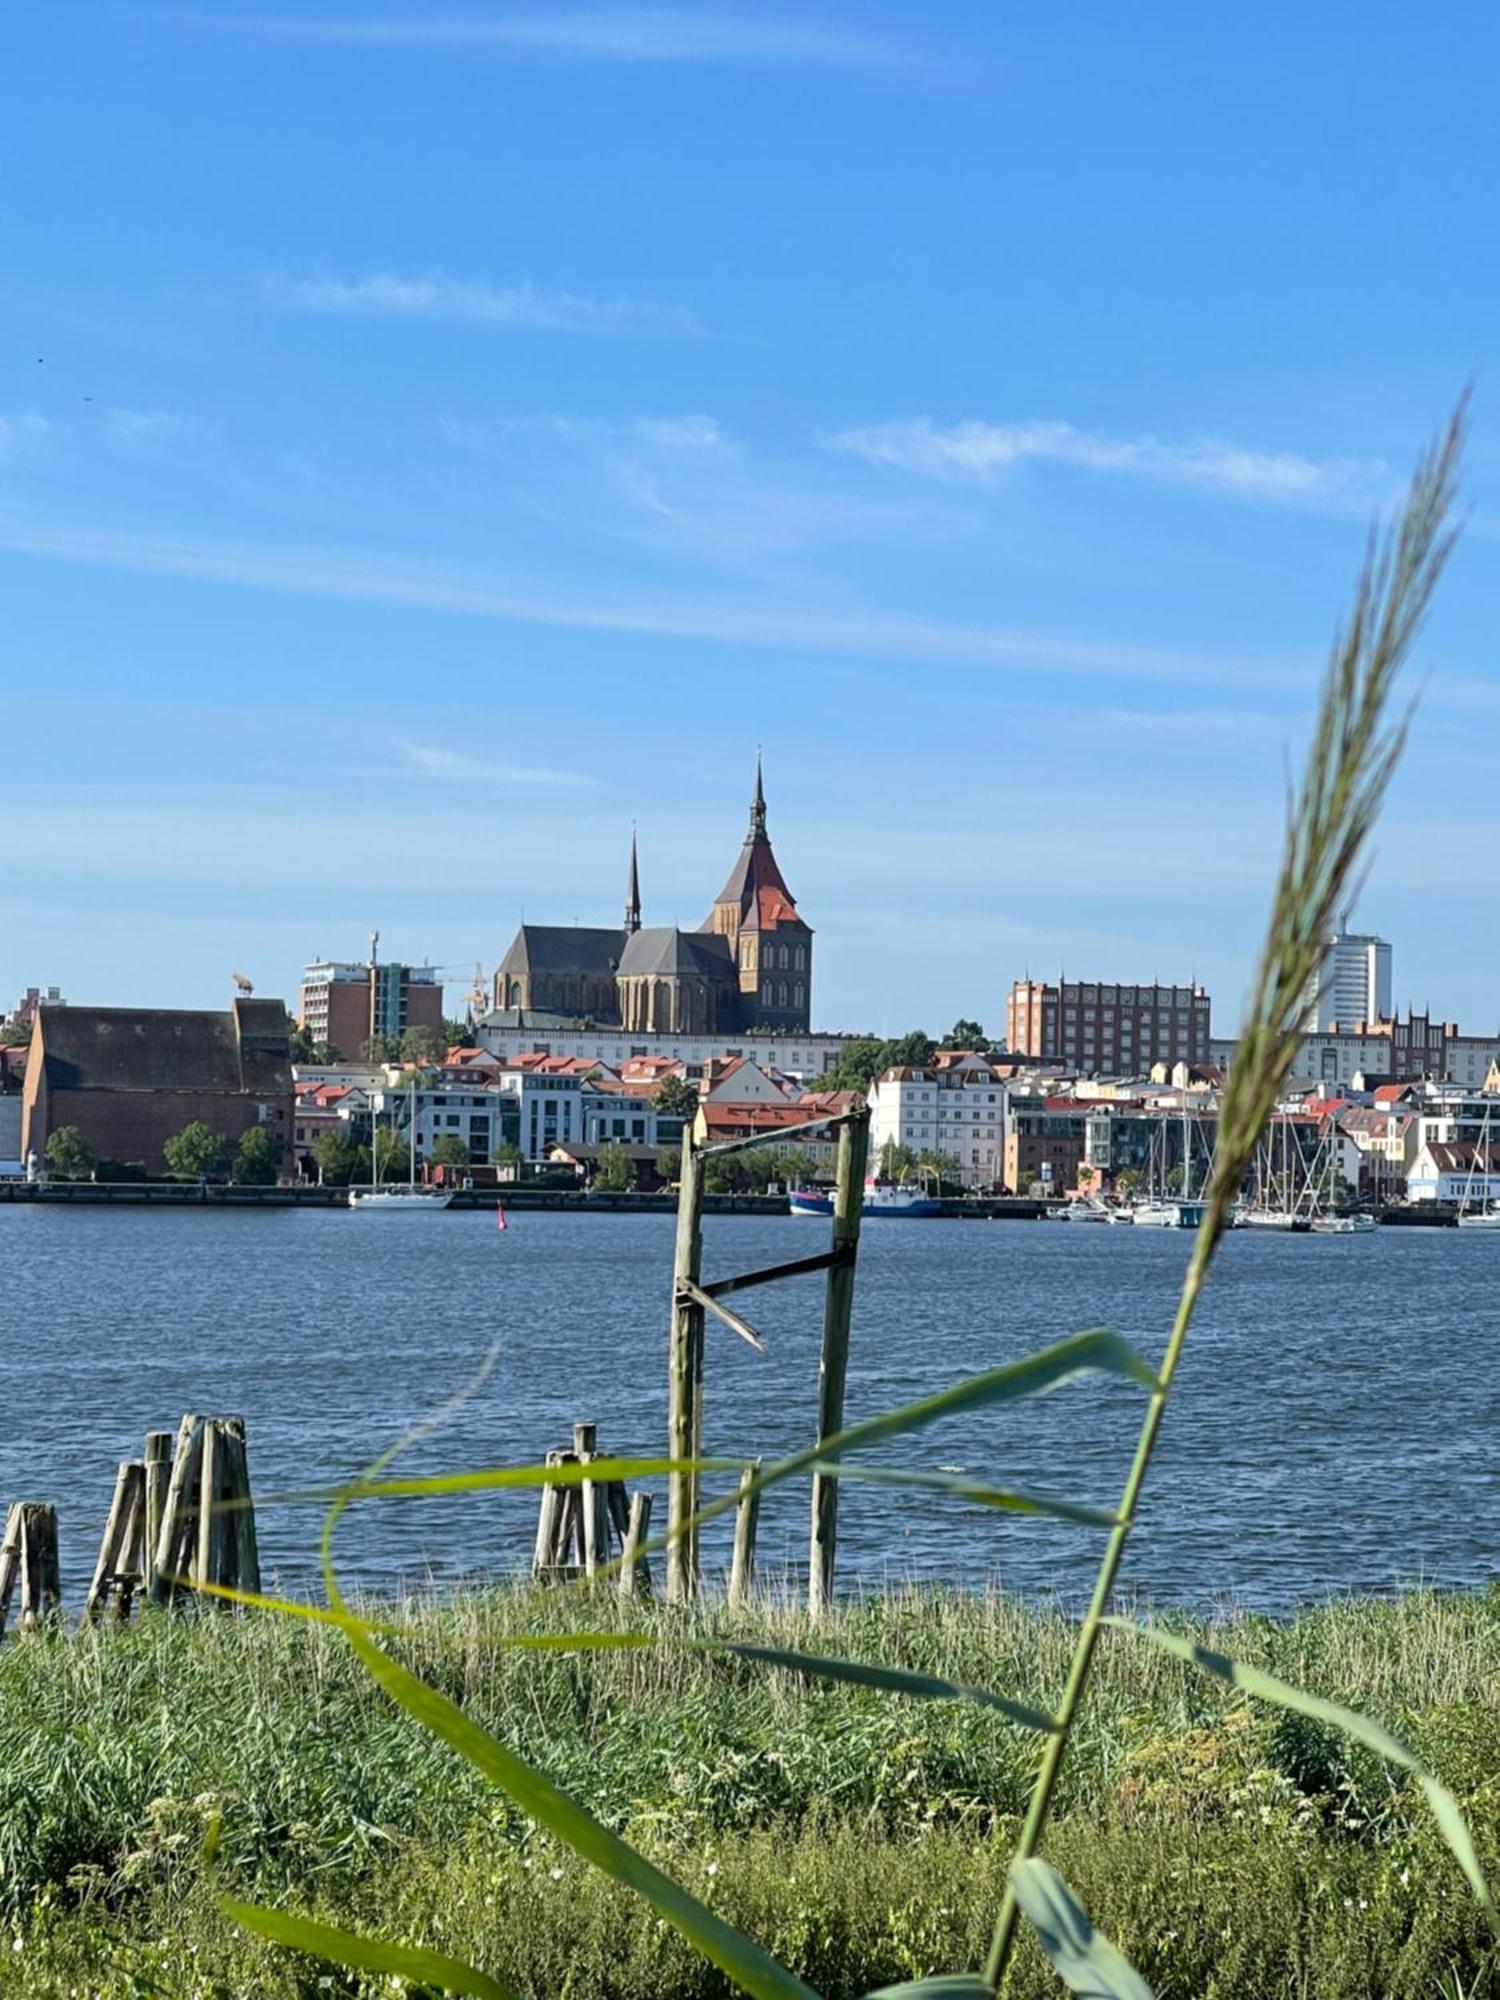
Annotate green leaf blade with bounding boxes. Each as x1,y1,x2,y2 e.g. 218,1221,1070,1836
1008,1859,1156,2000
712,1641,1055,1734
223,1899,517,1999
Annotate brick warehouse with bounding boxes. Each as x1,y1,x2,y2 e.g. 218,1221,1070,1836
21,997,294,1175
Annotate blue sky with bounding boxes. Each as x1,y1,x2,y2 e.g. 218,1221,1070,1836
3,3,1498,1037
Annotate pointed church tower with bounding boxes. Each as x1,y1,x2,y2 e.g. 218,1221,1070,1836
624,826,642,935
702,756,813,1031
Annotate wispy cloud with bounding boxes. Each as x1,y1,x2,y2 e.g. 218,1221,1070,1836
0,516,1294,691
231,11,897,67
0,411,52,461
393,742,590,784
104,408,211,454
265,267,702,339
827,417,1390,509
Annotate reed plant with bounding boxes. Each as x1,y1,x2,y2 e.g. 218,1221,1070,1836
212,405,1487,1998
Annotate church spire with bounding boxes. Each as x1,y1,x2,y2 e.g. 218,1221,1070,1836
749,748,767,839
624,825,641,934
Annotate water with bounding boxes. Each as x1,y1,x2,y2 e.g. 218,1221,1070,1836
3,1207,1497,1613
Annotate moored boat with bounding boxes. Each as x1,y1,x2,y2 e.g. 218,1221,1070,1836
789,1178,942,1219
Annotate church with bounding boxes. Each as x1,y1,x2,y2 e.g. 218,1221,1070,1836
492,763,813,1036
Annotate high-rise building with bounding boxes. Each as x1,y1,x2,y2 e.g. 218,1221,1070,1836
1006,979,1212,1074
299,938,444,1059
1301,928,1393,1032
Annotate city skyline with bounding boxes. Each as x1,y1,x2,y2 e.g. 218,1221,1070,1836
4,5,1500,1032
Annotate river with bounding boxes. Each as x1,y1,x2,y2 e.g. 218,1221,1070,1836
2,1207,1495,1612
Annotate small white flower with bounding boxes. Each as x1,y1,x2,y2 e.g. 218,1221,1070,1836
706,1862,718,1878
550,1866,564,1880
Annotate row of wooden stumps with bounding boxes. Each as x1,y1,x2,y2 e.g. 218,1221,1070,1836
0,1413,261,1639
532,1422,653,1603
667,1106,871,1616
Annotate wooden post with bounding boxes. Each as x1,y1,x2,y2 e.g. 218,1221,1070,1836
617,1491,653,1607
532,1451,564,1579
667,1128,705,1604
151,1413,203,1605
222,1419,261,1597
196,1418,220,1594
729,1458,762,1610
809,1108,870,1619
0,1502,62,1637
86,1461,146,1622
142,1430,172,1598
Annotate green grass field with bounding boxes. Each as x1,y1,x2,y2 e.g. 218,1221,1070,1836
5,1583,1500,1996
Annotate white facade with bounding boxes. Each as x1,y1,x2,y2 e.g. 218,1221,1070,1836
1302,930,1392,1033
477,1020,849,1080
1407,1143,1500,1205
867,1061,1005,1188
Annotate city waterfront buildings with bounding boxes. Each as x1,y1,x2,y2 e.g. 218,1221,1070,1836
1005,979,1212,1074
867,1053,1005,1187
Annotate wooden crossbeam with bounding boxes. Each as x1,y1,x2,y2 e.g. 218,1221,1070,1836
697,1109,862,1159
701,1242,854,1301
677,1278,765,1351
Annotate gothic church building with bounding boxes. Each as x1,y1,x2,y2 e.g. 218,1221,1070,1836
492,765,813,1036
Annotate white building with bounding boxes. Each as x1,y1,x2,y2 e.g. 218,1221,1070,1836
867,1056,1005,1188
1406,1139,1500,1205
1302,929,1392,1032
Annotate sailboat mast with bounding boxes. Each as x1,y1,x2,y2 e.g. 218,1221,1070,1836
409,1074,418,1189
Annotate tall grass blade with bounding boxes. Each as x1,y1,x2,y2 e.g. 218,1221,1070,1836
861,1982,997,1997
1108,1618,1499,1931
1006,1859,1155,1999
809,1462,1120,1528
712,1642,1056,1733
223,1899,518,1999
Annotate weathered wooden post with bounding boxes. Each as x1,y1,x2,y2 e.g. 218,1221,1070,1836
667,1128,706,1603
222,1418,261,1596
809,1107,871,1619
617,1491,653,1606
142,1430,173,1597
85,1461,147,1622
0,1501,62,1637
150,1412,203,1605
729,1458,762,1610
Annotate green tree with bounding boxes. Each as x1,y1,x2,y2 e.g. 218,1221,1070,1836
163,1121,229,1180
312,1130,359,1187
234,1125,280,1185
399,1024,447,1065
288,1022,336,1065
371,1127,409,1184
1115,1167,1144,1198
492,1141,522,1175
939,1018,988,1050
878,1138,918,1180
918,1149,962,1190
657,1143,682,1183
651,1075,700,1121
0,1018,31,1048
361,1034,402,1063
45,1125,95,1178
820,1038,896,1093
593,1142,637,1192
441,1015,471,1049
430,1135,471,1168
777,1146,817,1187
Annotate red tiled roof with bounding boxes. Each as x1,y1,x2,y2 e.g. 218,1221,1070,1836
701,1102,827,1132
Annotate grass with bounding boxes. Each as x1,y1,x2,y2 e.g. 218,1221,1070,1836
6,1583,1500,1995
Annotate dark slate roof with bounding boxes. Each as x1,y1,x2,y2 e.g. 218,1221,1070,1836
618,927,735,981
37,1002,291,1095
497,925,625,978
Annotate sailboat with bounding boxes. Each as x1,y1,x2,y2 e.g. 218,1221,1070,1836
1241,1118,1309,1231
1132,1100,1205,1228
349,1075,453,1211
1456,1098,1500,1228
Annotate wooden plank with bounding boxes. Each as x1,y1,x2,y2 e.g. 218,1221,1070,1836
700,1244,853,1300
809,1107,870,1619
142,1431,173,1598
678,1278,765,1351
699,1109,861,1159
0,1504,22,1639
196,1420,219,1596
580,1454,600,1577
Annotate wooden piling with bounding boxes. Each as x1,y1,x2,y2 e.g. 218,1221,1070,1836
85,1461,146,1622
142,1430,172,1597
667,1128,706,1604
222,1420,261,1597
150,1412,203,1604
0,1502,62,1638
809,1107,871,1619
196,1418,220,1593
618,1491,653,1606
531,1451,565,1579
729,1458,762,1610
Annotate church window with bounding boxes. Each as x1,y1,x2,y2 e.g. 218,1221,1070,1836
794,983,804,1008
794,946,805,970
778,981,788,1007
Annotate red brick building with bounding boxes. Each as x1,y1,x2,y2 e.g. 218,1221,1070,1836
1006,979,1212,1075
22,998,294,1175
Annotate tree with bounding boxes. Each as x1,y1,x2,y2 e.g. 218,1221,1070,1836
918,1149,961,1191
361,1034,402,1063
312,1131,359,1187
45,1125,95,1178
0,1018,31,1048
651,1075,700,1121
657,1144,682,1183
1115,1167,1144,1198
289,1022,336,1065
234,1125,280,1185
371,1127,408,1184
593,1142,637,1192
430,1135,471,1168
399,1024,447,1065
777,1146,817,1187
878,1138,918,1181
163,1121,229,1180
492,1141,522,1175
940,1018,988,1050
441,1016,471,1049
820,1030,937,1094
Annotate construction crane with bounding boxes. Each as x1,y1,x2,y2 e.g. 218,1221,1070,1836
425,962,492,1022
231,972,254,995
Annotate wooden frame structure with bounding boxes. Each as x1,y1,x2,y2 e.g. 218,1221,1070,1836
666,1104,871,1611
